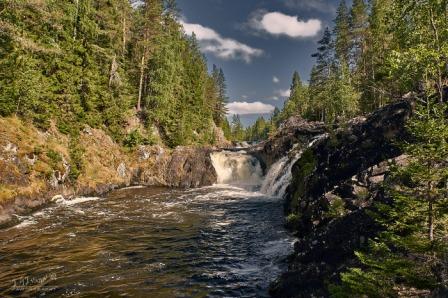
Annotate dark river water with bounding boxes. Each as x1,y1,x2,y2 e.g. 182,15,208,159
0,185,293,297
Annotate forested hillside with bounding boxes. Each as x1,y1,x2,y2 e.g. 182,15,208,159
246,0,447,142
0,0,229,147
263,0,448,296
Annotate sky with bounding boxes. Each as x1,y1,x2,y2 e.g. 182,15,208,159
177,0,341,126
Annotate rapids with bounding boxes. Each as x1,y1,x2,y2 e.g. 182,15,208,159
0,150,299,297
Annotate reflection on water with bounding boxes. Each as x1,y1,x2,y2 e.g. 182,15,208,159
0,185,293,297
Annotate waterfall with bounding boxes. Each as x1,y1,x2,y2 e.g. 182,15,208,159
211,135,324,196
260,152,302,198
210,149,300,197
211,151,263,188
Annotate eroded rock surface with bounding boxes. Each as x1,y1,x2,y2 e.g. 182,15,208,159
250,116,327,169
269,100,414,297
0,118,218,226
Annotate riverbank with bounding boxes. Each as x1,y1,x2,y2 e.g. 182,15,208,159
0,116,218,226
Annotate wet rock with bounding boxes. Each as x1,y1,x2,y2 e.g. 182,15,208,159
271,100,414,297
250,116,327,169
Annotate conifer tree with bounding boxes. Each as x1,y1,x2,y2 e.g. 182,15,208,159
281,71,308,120
334,0,351,64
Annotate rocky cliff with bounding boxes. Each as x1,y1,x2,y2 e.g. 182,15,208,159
250,116,327,169
266,100,414,297
0,117,217,226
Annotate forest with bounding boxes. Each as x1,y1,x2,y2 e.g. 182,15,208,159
259,0,448,296
0,0,230,148
0,0,447,296
245,0,448,143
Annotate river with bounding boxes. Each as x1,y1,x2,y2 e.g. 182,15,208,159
0,151,297,297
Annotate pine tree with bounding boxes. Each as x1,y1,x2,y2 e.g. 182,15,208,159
350,0,369,72
359,0,393,112
281,71,308,120
332,100,448,297
135,0,163,111
231,114,245,141
310,28,335,122
334,0,351,64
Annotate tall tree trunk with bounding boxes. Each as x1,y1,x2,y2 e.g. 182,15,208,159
137,55,145,111
122,16,126,58
429,7,443,102
73,0,79,41
428,181,434,241
428,199,434,241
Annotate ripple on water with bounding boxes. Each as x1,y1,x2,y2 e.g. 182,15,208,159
0,185,293,297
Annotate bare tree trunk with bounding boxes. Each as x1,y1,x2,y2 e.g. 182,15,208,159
429,7,443,102
137,55,145,111
73,0,79,41
109,56,118,87
122,16,126,58
429,199,434,241
428,181,434,242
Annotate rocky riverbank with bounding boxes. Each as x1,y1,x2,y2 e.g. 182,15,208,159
0,117,218,226
258,100,414,297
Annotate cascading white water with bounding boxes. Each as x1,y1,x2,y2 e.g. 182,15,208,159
211,134,326,197
260,152,302,197
210,149,300,197
210,151,263,188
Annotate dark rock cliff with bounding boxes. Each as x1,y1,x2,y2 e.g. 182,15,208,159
250,116,327,170
267,100,414,297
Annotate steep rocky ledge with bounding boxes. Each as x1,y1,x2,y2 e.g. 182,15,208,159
249,117,327,169
0,117,217,226
268,100,414,297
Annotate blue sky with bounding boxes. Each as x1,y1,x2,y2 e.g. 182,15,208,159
177,0,341,126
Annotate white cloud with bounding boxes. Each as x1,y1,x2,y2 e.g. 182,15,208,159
227,101,275,115
272,96,280,100
277,89,291,97
249,11,321,38
181,21,263,63
273,76,280,83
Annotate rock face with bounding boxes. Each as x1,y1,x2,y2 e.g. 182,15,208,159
133,146,217,188
269,100,414,297
0,117,219,226
250,116,327,169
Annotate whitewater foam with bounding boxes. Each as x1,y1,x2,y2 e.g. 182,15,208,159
211,151,263,188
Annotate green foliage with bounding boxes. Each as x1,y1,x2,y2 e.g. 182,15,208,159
230,114,245,142
272,0,447,128
332,101,448,296
0,0,229,148
285,213,301,229
325,196,348,219
290,149,317,211
68,137,84,181
46,149,62,168
245,116,271,142
123,130,153,148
